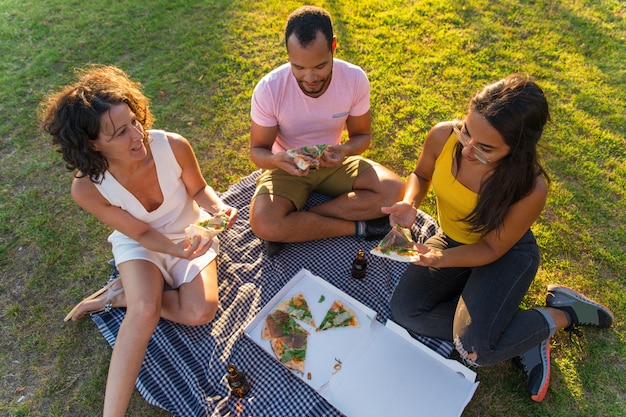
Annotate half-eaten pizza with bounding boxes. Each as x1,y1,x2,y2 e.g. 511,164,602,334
184,214,229,247
287,144,328,170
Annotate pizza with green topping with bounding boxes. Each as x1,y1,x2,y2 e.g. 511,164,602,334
317,300,359,331
370,225,421,262
276,293,316,327
261,310,309,374
287,144,328,170
184,214,229,247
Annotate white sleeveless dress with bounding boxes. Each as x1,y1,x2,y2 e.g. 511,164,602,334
94,130,218,288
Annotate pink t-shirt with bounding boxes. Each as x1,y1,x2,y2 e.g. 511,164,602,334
250,58,370,153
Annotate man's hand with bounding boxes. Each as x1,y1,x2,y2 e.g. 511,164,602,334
275,152,312,176
319,144,346,167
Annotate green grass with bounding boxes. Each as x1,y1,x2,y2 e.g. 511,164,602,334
1,0,624,415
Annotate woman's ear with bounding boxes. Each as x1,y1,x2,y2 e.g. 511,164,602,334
89,137,101,152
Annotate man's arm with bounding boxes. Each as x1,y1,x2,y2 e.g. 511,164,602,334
249,121,278,169
250,121,307,175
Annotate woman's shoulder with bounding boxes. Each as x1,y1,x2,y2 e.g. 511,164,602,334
429,121,455,139
423,120,455,155
159,131,195,166
531,172,549,199
162,131,189,149
70,173,100,205
147,130,187,148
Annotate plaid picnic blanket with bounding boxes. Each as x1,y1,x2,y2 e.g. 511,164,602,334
92,170,454,417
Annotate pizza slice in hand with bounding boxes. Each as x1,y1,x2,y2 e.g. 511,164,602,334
378,225,419,255
287,144,328,170
184,214,229,247
317,300,359,331
275,293,316,327
371,224,421,262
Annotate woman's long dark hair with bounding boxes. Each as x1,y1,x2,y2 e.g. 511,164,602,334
40,65,154,183
457,73,550,236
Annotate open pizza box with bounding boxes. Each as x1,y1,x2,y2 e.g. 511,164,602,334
244,269,479,417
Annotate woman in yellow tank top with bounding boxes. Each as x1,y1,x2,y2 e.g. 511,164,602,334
382,74,613,402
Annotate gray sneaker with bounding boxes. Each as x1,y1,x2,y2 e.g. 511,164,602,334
515,338,551,402
546,284,614,330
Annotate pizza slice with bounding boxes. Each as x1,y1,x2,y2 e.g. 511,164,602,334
275,293,316,327
371,225,421,262
261,310,309,340
317,300,359,331
197,214,228,231
184,214,229,247
287,144,328,170
270,337,306,374
262,310,309,374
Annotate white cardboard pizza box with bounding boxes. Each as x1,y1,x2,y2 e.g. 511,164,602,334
244,268,378,390
244,269,478,417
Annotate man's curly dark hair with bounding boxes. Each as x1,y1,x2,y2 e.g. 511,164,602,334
285,5,334,51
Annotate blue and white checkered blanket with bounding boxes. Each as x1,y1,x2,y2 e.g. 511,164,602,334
92,170,454,416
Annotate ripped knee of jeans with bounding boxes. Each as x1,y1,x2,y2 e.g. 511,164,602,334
454,336,479,367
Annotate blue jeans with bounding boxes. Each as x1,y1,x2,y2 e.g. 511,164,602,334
391,229,550,366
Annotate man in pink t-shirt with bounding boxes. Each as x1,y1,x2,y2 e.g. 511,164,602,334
249,5,404,256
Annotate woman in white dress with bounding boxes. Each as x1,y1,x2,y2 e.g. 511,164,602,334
41,65,238,417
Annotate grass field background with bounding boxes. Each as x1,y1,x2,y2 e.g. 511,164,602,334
0,0,624,416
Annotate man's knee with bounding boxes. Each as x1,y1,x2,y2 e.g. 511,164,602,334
250,211,286,241
383,176,405,203
370,166,405,205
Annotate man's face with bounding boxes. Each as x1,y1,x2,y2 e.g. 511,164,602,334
287,31,335,98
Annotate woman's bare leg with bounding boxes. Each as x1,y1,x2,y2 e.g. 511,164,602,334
159,260,219,325
102,260,163,417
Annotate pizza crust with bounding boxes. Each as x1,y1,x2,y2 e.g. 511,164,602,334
370,247,420,263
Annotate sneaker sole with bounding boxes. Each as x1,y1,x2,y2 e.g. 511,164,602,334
531,340,551,403
547,284,614,328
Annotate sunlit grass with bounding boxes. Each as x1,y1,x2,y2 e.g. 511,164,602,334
0,0,624,416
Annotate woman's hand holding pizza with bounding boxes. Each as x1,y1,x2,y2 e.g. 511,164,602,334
381,201,417,229
409,243,443,267
216,206,239,229
178,235,212,259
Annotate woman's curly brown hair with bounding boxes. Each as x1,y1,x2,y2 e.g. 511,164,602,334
40,65,154,183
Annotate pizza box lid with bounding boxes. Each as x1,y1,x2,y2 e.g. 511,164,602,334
322,320,479,417
244,268,378,390
244,269,478,416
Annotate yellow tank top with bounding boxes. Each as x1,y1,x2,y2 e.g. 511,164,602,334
431,132,482,244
